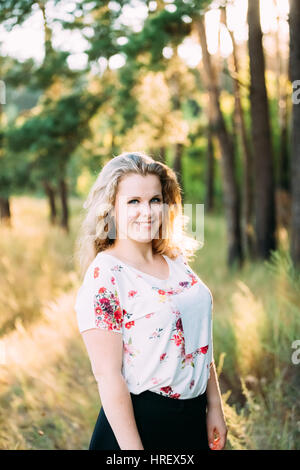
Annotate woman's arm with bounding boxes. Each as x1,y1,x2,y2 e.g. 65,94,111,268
97,372,144,450
205,361,228,450
81,328,144,450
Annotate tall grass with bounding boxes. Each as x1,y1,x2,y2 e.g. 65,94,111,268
0,196,79,335
0,196,299,449
192,214,300,449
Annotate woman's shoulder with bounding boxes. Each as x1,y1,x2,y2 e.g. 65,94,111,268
169,250,188,265
82,251,119,285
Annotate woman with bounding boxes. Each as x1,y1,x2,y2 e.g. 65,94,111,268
74,152,227,450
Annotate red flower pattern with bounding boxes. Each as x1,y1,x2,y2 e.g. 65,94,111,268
199,345,208,354
86,253,212,400
94,286,123,332
160,385,181,399
171,334,183,347
128,290,138,298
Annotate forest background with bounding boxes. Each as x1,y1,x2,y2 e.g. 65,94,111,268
0,0,299,450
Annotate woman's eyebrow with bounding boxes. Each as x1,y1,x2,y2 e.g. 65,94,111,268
127,194,162,199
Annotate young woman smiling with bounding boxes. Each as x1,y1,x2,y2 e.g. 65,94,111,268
74,152,227,450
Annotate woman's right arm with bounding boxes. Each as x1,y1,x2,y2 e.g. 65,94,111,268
81,328,144,450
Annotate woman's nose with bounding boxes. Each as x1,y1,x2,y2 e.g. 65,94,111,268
139,202,152,216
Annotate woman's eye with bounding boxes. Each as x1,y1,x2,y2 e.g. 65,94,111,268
152,197,162,203
128,198,161,204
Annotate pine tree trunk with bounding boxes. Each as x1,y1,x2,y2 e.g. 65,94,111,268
247,0,277,259
221,7,255,258
289,0,300,266
59,178,69,233
195,15,243,267
278,115,290,192
205,125,215,213
38,0,53,57
275,0,290,193
173,142,184,200
43,181,57,225
167,54,184,199
0,197,11,226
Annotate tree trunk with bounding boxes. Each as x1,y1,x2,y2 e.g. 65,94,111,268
167,53,184,198
289,0,300,266
201,63,215,214
274,0,290,193
195,15,243,267
0,197,11,226
43,181,57,225
247,0,277,259
38,0,53,58
205,125,215,213
221,7,255,258
173,142,184,200
59,178,69,232
278,113,290,192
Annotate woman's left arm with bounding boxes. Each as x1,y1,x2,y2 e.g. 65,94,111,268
205,361,228,450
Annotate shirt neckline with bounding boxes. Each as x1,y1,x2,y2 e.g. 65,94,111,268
98,252,172,282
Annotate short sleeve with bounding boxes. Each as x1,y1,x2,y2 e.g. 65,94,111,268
75,261,123,334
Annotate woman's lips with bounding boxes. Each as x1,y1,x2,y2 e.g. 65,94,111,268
134,222,153,228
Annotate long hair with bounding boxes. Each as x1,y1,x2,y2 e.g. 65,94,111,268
74,151,200,280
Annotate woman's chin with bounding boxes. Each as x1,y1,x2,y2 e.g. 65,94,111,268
129,229,158,242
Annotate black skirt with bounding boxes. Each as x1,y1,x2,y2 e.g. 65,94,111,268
89,389,210,451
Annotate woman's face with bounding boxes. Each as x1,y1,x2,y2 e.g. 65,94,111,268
112,173,164,243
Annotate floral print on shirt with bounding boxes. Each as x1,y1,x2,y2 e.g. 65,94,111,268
123,337,140,364
75,252,213,400
94,284,123,332
159,385,181,399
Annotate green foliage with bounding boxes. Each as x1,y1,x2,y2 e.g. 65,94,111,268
83,1,129,61
6,91,104,185
117,58,140,134
0,0,36,29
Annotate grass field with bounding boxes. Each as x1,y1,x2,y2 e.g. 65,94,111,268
0,195,299,450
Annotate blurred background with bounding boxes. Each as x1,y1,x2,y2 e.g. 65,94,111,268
0,0,299,450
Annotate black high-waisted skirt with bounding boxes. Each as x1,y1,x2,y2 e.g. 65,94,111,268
88,389,210,451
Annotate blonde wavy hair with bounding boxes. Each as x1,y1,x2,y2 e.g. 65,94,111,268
74,151,199,280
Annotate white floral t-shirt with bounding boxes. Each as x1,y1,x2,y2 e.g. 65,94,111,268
75,251,214,400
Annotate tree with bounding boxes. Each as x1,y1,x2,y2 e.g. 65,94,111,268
247,0,277,259
195,14,243,267
0,0,82,227
0,55,40,225
289,0,300,267
106,1,243,266
273,0,290,194
7,91,104,231
220,6,255,258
